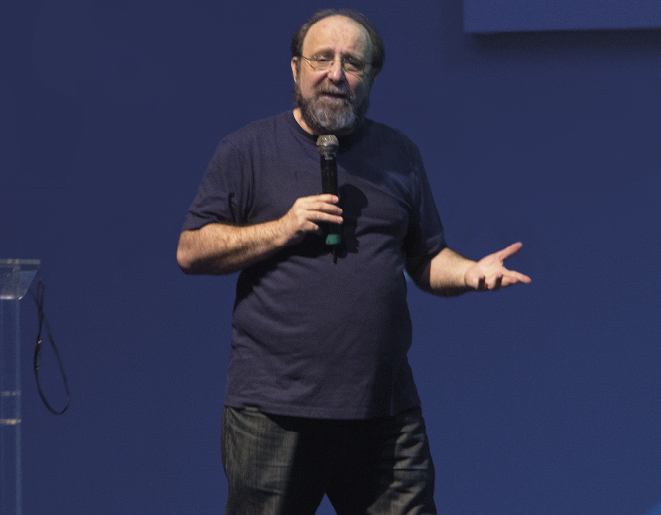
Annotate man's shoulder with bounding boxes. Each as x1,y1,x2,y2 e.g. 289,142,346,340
360,118,421,160
363,118,417,147
224,111,292,143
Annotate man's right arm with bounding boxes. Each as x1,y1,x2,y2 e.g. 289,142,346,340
176,194,343,275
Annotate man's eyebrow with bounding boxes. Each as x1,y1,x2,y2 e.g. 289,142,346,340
310,49,364,61
310,48,334,58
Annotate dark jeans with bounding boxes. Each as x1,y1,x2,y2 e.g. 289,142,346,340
221,405,437,515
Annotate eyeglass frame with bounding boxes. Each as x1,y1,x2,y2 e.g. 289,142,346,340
297,55,373,76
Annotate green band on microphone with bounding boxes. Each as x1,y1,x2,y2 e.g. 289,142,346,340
325,234,340,245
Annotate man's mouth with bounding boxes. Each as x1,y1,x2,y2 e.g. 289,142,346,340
318,90,349,100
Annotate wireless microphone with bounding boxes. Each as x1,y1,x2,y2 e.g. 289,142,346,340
316,135,341,247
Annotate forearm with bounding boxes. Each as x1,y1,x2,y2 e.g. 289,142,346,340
177,194,343,275
176,220,288,275
415,247,476,296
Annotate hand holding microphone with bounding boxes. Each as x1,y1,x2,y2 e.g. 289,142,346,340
271,136,342,258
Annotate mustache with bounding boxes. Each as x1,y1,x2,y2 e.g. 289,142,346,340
316,85,351,98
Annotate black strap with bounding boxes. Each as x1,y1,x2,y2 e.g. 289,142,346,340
31,280,70,415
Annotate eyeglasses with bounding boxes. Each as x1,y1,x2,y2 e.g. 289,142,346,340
299,56,370,76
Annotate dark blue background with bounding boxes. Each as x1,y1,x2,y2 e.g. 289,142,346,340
2,1,660,514
464,0,661,32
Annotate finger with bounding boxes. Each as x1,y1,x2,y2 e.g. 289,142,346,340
306,200,343,216
497,270,531,287
504,270,531,284
295,202,342,224
305,194,339,204
295,195,341,210
315,212,343,225
308,223,323,236
494,242,523,262
490,274,503,291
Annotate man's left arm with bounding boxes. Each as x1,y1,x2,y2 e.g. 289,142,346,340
413,242,531,296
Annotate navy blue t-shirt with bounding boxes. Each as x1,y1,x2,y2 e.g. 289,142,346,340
183,111,446,419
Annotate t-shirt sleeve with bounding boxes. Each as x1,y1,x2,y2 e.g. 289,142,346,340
403,143,447,279
181,138,252,231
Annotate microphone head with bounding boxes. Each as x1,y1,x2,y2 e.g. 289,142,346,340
316,135,339,157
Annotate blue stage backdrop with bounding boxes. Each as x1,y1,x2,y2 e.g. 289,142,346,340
464,0,661,32
1,1,661,514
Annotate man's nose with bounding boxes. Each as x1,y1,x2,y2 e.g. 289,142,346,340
326,60,347,82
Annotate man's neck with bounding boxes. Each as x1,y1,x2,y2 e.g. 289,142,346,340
292,108,314,135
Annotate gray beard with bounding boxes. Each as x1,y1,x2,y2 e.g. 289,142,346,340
294,83,369,135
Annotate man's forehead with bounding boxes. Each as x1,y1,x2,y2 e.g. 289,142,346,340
302,15,371,57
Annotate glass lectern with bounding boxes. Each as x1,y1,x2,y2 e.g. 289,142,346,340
1,259,40,515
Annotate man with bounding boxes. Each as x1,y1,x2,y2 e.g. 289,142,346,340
177,9,530,515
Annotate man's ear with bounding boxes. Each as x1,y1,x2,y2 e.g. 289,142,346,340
291,57,299,84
